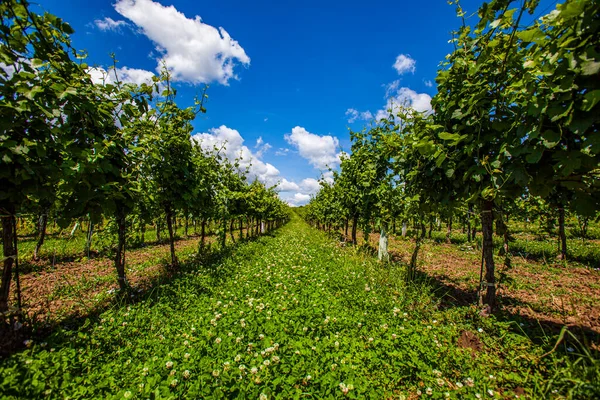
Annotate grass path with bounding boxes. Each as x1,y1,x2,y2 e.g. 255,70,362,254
1,216,597,399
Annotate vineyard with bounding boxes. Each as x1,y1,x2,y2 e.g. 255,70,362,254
1,0,600,398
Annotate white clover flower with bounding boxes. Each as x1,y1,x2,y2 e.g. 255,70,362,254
487,389,494,397
170,379,178,388
368,337,374,343
392,334,398,340
212,370,220,377
228,332,233,337
184,353,190,360
166,361,174,369
478,328,483,333
339,382,349,395
456,382,463,388
183,370,191,379
263,360,270,366
215,337,222,344
259,394,268,400
236,337,242,343
251,367,258,374
124,390,132,398
426,387,433,395
437,378,445,386
259,334,265,340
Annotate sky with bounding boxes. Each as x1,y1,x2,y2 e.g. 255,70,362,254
32,0,552,206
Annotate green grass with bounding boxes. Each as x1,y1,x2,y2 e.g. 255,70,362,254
426,230,600,268
1,215,598,399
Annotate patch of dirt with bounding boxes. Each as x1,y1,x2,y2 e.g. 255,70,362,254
7,235,211,330
338,226,600,344
457,330,483,353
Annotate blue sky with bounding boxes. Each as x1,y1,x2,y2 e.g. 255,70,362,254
33,0,545,205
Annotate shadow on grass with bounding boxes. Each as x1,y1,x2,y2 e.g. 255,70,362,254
404,266,600,351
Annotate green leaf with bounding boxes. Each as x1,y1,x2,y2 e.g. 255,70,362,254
541,129,561,148
526,147,543,164
435,152,447,167
581,60,600,76
582,90,600,112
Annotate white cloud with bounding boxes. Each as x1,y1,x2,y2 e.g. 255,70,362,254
254,137,272,158
114,0,250,85
284,126,341,170
384,80,401,98
299,178,321,194
283,193,312,207
393,54,416,75
322,170,335,184
424,79,433,87
345,108,373,123
275,148,290,156
192,126,324,206
277,179,300,192
88,66,155,86
193,126,280,186
94,17,129,32
376,87,432,120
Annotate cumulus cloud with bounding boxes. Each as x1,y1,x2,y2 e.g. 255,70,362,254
94,17,129,32
114,0,250,85
192,126,323,207
193,126,281,187
345,108,373,123
280,193,312,207
393,54,416,75
299,178,321,194
375,87,432,120
88,66,155,86
277,179,300,192
284,126,341,170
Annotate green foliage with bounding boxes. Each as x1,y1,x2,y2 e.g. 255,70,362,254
1,218,596,398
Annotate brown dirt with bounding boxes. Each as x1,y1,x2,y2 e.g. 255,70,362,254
457,330,483,353
7,234,218,328
340,228,600,344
